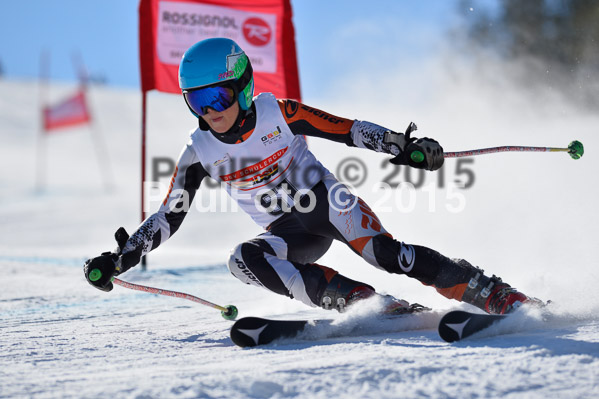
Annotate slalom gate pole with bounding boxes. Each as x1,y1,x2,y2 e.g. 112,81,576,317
112,277,238,320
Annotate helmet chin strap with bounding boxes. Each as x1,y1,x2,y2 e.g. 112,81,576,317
198,116,210,131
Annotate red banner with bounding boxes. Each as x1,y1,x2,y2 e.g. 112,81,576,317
138,0,301,100
43,90,91,132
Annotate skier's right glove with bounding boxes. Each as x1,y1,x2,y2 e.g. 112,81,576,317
83,227,142,292
84,252,120,292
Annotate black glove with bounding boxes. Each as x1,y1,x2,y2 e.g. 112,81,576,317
84,252,119,292
83,227,139,292
385,122,444,171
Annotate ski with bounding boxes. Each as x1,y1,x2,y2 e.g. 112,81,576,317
438,310,507,342
230,317,332,347
231,308,433,347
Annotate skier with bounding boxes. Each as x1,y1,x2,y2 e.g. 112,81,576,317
85,38,539,315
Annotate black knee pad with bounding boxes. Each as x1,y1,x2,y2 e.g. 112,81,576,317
228,239,286,289
371,235,443,284
227,241,270,289
370,234,402,273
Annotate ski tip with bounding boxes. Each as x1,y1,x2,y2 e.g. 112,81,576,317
438,312,467,343
438,310,507,343
230,317,269,347
230,317,310,348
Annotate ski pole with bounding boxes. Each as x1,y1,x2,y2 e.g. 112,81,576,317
410,140,584,162
398,122,584,162
88,265,238,320
87,227,239,319
92,226,235,320
111,277,239,320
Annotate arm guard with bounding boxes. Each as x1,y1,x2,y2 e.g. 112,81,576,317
349,120,404,156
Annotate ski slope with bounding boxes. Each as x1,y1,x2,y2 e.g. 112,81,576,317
1,78,598,398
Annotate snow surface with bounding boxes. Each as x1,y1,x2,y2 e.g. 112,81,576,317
1,75,599,399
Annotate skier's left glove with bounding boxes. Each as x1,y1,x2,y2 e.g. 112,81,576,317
384,122,444,171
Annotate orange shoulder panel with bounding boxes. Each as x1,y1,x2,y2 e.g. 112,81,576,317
277,99,354,136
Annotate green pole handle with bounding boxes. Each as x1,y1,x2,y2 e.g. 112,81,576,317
410,151,425,163
89,268,102,282
568,140,584,160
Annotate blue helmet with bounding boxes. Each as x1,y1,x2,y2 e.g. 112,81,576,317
179,38,254,117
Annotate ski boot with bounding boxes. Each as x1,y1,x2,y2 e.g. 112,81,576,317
437,259,543,315
318,273,426,314
318,273,375,312
484,281,544,314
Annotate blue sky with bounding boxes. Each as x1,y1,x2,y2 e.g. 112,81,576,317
0,1,484,98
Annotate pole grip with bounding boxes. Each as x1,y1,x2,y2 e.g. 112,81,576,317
410,151,425,163
89,268,102,282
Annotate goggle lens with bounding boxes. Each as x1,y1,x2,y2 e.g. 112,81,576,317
184,85,236,116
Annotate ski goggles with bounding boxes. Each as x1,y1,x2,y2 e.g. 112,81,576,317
183,84,237,116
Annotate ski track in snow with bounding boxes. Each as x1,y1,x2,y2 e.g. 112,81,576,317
2,80,599,398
